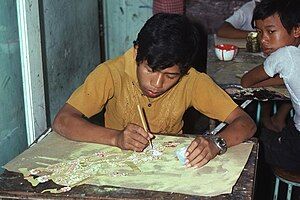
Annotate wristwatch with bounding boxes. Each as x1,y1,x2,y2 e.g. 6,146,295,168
206,135,227,155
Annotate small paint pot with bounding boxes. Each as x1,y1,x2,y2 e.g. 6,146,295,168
246,32,261,53
215,44,238,61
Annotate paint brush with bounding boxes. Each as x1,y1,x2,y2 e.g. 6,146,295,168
137,105,153,149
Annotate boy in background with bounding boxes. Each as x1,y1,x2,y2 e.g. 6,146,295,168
217,0,260,39
221,0,293,133
241,0,300,171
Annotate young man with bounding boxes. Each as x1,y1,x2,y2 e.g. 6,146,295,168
53,13,256,168
217,0,260,39
241,0,300,171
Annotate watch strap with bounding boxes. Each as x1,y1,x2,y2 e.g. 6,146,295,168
205,135,227,155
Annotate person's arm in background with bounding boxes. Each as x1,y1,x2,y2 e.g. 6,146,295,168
217,1,256,39
217,22,251,39
241,64,284,87
53,104,153,152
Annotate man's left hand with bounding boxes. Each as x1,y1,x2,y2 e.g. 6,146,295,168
185,136,220,168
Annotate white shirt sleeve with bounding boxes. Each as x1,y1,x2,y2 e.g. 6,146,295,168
263,46,295,79
226,9,246,29
225,1,256,31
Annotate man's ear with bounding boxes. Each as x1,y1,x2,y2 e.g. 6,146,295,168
293,26,300,38
133,45,138,60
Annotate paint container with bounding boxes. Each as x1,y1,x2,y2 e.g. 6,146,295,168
215,44,238,61
246,32,261,53
175,146,188,165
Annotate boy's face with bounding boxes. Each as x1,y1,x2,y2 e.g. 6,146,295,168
255,14,299,56
137,60,181,98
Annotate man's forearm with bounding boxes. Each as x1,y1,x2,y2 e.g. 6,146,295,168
52,109,120,147
217,23,250,39
241,65,271,87
220,114,256,148
251,75,284,87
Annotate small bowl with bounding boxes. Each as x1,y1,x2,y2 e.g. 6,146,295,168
215,44,238,61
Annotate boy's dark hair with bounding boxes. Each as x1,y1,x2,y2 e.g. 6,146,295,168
252,0,300,34
134,13,200,76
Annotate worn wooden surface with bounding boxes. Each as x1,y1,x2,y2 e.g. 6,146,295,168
206,35,290,102
206,35,265,85
0,139,258,200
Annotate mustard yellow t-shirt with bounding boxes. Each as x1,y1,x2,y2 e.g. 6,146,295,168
67,48,237,134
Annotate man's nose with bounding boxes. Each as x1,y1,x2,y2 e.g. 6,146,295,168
260,32,268,45
151,73,164,88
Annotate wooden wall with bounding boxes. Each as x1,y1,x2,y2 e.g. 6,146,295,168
0,0,27,173
103,0,153,60
41,0,101,121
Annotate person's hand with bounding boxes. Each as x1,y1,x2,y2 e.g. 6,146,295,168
116,123,153,152
185,136,220,168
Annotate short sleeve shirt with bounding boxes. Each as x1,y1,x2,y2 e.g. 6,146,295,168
67,48,237,134
264,45,300,131
225,0,256,31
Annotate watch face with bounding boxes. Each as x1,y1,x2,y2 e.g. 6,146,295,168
217,137,226,147
205,135,227,155
214,136,227,155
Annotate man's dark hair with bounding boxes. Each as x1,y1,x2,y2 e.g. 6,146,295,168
252,0,300,34
134,13,200,76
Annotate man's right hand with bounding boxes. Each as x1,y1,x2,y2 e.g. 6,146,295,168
116,123,153,152
53,104,154,151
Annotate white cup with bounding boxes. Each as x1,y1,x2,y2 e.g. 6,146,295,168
215,44,238,61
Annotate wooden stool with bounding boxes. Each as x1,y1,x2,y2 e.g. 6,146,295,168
273,167,300,200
